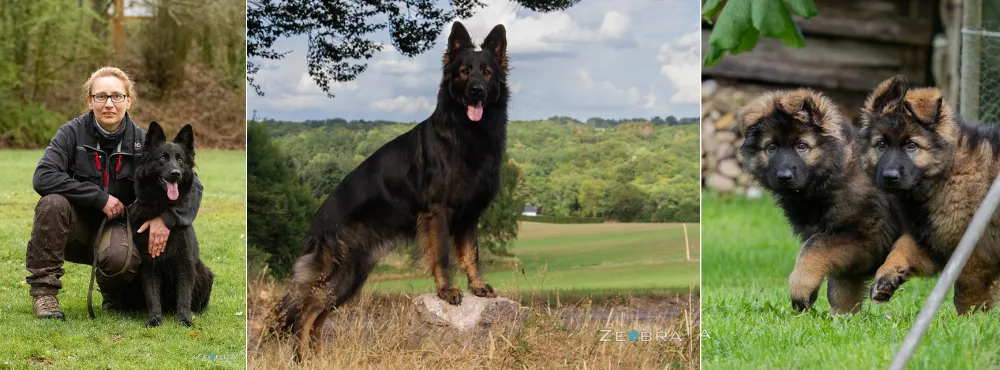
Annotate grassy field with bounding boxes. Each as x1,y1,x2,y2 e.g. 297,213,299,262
367,222,701,294
0,150,247,369
702,192,1000,369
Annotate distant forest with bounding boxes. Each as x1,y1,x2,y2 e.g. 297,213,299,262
257,115,700,223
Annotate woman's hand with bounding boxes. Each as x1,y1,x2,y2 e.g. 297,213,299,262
138,216,170,258
102,195,125,219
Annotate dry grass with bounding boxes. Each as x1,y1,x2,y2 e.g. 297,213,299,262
247,272,700,369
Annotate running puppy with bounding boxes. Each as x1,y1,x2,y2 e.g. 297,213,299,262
739,89,905,314
861,75,1000,314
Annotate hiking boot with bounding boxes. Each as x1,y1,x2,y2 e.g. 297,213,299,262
33,295,65,320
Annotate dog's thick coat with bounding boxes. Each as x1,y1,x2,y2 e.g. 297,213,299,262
739,89,905,314
128,122,214,327
860,75,1000,314
275,22,510,360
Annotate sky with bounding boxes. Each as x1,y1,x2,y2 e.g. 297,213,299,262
246,0,701,122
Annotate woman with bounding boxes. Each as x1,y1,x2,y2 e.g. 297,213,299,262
25,66,202,319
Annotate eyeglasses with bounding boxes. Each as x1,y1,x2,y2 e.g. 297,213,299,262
92,94,128,103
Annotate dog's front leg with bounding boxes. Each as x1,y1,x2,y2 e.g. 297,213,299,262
418,205,461,305
175,254,196,327
788,234,870,313
140,264,163,327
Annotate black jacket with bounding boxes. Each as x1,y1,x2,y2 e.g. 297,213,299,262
32,111,202,228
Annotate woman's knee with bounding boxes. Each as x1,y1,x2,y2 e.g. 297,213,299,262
35,194,72,218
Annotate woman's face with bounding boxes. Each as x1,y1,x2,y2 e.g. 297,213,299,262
88,76,131,127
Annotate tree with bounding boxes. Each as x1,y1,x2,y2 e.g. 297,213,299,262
665,115,679,126
247,122,319,276
247,0,581,96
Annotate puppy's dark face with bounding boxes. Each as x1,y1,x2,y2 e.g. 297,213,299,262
138,121,195,202
740,98,842,194
442,22,507,122
860,76,951,191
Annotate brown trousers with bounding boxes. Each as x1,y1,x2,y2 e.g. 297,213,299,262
25,194,138,297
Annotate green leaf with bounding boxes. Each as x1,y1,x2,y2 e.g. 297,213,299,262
702,0,725,22
703,45,726,67
733,27,760,53
785,0,818,18
707,0,753,50
775,7,805,48
751,0,788,37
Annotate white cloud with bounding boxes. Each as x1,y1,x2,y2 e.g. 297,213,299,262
369,96,435,114
578,68,642,106
599,11,629,39
295,73,357,94
657,30,700,103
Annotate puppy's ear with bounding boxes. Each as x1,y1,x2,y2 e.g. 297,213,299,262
443,21,474,67
865,75,908,115
173,124,195,153
904,97,944,129
145,121,166,148
481,24,508,70
794,96,822,126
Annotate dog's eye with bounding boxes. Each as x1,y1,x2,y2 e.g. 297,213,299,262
459,66,469,75
876,140,887,151
765,143,777,152
160,155,168,161
483,68,492,76
795,142,809,151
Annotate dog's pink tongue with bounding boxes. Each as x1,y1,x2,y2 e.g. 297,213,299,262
467,103,483,122
166,182,179,200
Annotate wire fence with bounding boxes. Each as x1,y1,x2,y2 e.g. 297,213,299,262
960,0,1000,124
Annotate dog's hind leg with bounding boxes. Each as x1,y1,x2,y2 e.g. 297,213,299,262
452,223,496,298
871,234,937,303
953,255,998,315
827,276,866,315
292,293,326,363
419,206,461,305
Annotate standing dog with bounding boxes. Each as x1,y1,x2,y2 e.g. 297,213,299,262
861,75,1000,314
130,122,214,326
738,89,905,314
275,21,509,360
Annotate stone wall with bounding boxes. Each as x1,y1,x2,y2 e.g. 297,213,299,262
701,80,754,194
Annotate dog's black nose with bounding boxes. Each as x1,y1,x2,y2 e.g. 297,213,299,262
469,84,485,98
776,168,794,183
168,169,182,182
882,169,900,184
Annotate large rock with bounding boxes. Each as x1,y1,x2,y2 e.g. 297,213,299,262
412,293,520,332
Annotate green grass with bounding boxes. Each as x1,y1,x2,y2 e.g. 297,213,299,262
367,222,701,294
702,192,1000,369
0,150,247,369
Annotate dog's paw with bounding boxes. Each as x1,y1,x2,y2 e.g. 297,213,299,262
145,315,163,328
871,274,903,303
437,287,463,305
470,284,496,298
790,289,819,313
178,316,193,327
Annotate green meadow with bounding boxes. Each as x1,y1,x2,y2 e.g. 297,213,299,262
0,150,247,369
702,192,1000,369
368,222,701,294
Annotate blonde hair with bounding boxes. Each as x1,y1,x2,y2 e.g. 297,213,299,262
82,66,137,108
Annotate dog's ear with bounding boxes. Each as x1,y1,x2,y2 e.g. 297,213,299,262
173,124,195,153
443,21,474,66
904,96,944,129
794,96,822,127
482,24,507,70
145,121,166,148
865,75,908,115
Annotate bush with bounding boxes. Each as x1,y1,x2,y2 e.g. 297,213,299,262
517,215,605,224
0,97,67,149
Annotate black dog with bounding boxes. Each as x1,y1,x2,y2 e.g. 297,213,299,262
129,121,214,327
275,21,509,360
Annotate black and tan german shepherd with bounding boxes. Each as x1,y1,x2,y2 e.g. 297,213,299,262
274,21,509,359
860,76,1000,314
738,89,906,314
129,122,214,327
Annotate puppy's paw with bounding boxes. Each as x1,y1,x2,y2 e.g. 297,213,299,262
437,287,463,305
178,315,193,327
871,274,903,303
470,284,497,298
791,289,819,313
